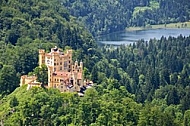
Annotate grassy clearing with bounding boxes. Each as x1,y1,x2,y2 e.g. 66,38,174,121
133,1,159,17
126,21,190,31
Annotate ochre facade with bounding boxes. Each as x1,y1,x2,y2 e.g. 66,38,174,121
20,46,91,93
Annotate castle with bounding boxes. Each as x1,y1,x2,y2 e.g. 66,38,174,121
20,46,93,94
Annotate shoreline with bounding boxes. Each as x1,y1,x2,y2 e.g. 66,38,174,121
126,21,190,31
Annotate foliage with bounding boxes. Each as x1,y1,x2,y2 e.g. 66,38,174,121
62,0,190,36
0,83,141,125
0,65,19,96
0,0,190,125
32,64,48,86
82,34,190,125
0,0,101,96
100,35,190,104
9,96,19,108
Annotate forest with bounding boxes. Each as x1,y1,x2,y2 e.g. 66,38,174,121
0,0,190,125
0,0,101,96
63,0,190,36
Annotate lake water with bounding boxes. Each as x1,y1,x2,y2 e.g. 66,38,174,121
97,28,190,46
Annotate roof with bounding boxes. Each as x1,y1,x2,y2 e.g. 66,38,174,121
21,75,36,79
77,72,82,80
53,71,82,80
53,71,70,77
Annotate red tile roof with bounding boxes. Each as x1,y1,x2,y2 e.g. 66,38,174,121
54,71,70,77
77,73,82,80
53,71,82,80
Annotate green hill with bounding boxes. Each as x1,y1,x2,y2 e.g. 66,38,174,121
1,0,190,125
0,85,75,125
0,0,95,48
0,0,101,96
0,83,142,126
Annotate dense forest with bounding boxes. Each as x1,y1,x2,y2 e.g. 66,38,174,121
1,34,190,125
0,0,101,96
1,0,190,125
63,0,190,36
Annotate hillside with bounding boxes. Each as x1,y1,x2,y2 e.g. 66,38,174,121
62,0,190,36
0,81,185,126
1,0,190,125
0,0,101,96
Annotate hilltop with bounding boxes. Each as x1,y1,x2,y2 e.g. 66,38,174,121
0,0,101,97
1,0,190,125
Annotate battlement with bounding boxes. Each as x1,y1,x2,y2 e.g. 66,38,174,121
20,75,37,86
39,49,45,54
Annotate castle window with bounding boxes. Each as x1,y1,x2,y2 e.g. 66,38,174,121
60,62,62,65
60,67,62,70
64,61,67,70
47,60,50,64
64,61,67,67
54,68,56,71
54,63,56,66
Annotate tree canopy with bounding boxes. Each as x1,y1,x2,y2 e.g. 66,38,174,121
0,0,190,125
0,0,101,96
62,0,190,36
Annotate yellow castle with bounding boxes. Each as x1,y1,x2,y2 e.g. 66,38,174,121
20,46,92,93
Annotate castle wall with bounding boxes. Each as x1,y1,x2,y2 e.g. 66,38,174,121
21,46,86,93
40,47,83,92
20,75,37,86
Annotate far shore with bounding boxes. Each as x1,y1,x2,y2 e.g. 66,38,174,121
126,21,190,31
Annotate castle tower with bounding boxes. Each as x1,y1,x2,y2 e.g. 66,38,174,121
79,61,84,86
39,49,45,67
48,66,53,88
80,61,83,73
67,50,73,72
20,75,26,86
75,60,78,70
67,50,72,59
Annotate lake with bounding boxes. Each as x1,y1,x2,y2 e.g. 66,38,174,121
97,28,190,46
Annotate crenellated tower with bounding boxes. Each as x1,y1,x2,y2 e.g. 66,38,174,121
39,49,45,67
